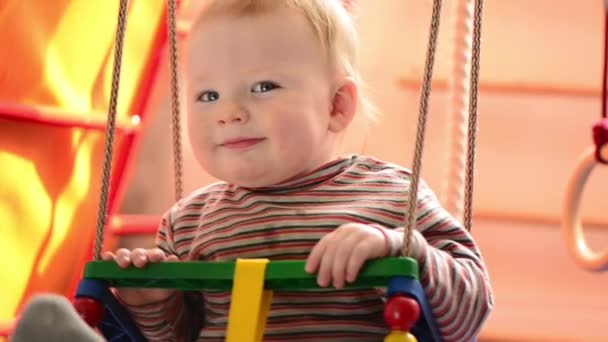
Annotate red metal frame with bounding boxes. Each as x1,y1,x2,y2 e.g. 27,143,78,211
0,101,138,134
109,214,160,236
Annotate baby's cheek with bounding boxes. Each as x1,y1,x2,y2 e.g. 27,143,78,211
187,135,215,170
279,123,315,150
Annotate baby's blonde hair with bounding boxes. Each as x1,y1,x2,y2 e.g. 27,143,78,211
193,0,377,121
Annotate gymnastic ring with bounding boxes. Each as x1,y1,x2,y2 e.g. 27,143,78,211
562,145,608,272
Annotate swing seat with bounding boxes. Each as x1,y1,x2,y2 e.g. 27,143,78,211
75,257,444,342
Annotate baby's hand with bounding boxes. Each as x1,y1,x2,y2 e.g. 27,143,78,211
305,223,390,289
101,248,179,305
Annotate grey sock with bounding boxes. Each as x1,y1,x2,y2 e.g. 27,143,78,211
10,294,104,342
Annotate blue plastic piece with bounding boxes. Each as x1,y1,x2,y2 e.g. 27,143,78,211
75,279,146,342
74,275,448,341
387,276,444,342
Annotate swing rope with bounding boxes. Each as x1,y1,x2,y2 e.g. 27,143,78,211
403,0,483,256
93,0,129,261
403,0,443,257
463,0,484,232
167,0,184,202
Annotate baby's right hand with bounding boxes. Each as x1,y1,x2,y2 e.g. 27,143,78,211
101,248,179,306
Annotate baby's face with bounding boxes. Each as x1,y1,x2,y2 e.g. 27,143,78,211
185,7,338,187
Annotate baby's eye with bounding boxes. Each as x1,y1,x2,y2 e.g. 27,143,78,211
252,81,279,93
196,90,219,102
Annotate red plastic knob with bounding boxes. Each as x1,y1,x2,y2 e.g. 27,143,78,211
73,297,104,327
383,295,420,331
593,118,608,163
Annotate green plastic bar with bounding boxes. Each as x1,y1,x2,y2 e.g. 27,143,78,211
83,257,418,291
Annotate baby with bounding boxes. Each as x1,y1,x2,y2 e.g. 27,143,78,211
103,1,493,341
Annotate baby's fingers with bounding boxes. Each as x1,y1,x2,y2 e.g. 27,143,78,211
146,249,179,263
101,251,116,261
146,249,168,263
164,255,179,262
114,248,133,268
305,235,329,274
131,248,151,268
140,249,180,265
102,249,132,268
345,243,370,283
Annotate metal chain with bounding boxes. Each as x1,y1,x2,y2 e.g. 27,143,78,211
403,0,443,256
463,0,484,231
93,0,130,261
168,0,184,201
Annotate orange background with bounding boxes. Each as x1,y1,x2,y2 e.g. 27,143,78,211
0,0,166,327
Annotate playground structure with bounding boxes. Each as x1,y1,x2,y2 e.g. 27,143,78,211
1,0,607,341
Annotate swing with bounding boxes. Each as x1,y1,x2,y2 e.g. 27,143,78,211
561,0,608,273
72,0,485,341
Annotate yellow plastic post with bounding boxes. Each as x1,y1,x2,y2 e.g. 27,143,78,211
384,331,418,342
226,259,273,342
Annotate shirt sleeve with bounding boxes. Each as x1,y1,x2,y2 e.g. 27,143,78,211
121,205,203,341
393,181,494,342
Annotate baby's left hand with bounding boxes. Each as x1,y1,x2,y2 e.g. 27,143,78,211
305,223,391,289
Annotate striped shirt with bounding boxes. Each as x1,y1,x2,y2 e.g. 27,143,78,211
125,155,493,341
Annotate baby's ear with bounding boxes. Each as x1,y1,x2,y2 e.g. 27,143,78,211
328,77,358,133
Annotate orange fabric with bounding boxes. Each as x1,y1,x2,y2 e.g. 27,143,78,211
0,0,166,326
